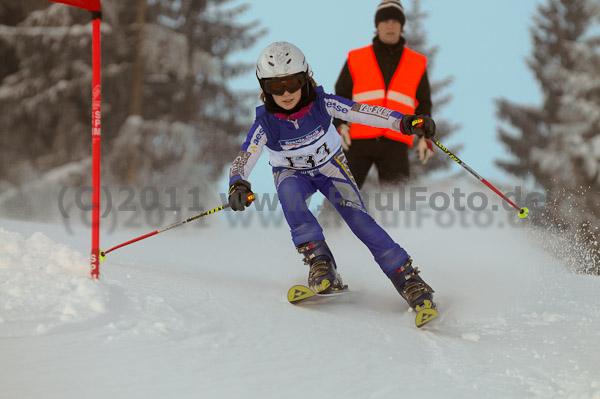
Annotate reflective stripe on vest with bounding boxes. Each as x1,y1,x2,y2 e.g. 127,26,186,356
347,45,426,146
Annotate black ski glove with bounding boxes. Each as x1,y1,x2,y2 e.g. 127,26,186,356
228,179,254,211
401,114,436,139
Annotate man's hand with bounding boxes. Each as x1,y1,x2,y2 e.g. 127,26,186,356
417,136,434,165
338,123,351,151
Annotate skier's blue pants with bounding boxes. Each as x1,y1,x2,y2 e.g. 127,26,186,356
274,152,408,277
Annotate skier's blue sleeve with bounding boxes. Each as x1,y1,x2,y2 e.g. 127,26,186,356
322,93,406,133
228,120,267,185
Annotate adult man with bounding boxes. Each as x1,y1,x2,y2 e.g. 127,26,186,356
335,0,433,189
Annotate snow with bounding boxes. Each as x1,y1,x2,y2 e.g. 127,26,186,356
1,186,600,399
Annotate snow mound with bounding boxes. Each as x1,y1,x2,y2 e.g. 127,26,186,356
0,228,107,337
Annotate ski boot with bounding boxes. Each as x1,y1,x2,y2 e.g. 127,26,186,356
390,257,436,308
296,240,344,294
390,258,438,327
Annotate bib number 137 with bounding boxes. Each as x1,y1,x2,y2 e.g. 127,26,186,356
285,143,331,169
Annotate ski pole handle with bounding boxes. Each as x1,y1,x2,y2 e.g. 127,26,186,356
412,118,424,127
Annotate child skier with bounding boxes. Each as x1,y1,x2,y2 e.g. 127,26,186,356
227,41,437,319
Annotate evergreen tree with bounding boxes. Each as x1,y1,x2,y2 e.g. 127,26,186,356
495,0,600,273
0,0,263,190
404,0,458,178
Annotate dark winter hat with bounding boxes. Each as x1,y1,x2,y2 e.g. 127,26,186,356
375,0,406,26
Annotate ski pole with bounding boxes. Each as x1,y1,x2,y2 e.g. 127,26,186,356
100,193,256,260
411,118,528,219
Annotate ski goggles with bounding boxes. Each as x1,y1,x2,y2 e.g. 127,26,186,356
263,73,306,96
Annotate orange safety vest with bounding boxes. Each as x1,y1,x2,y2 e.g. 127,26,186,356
347,45,427,147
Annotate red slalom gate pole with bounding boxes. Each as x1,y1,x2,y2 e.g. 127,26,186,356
90,11,102,279
99,194,256,260
44,2,103,279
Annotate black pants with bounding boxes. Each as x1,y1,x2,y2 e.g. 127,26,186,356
344,137,409,189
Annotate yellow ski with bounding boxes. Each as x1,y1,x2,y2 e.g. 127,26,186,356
288,285,439,328
415,299,439,328
287,284,349,304
287,285,316,303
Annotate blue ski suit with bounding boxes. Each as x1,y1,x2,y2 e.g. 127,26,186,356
229,86,410,277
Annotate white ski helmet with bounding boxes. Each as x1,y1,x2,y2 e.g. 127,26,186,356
256,41,308,79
